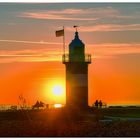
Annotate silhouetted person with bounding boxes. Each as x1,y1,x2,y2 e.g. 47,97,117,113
94,100,99,108
32,101,44,109
99,100,103,108
39,101,45,107
32,101,40,109
46,104,49,109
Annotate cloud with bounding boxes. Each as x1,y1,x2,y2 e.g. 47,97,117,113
20,12,97,21
0,42,140,63
19,7,119,21
44,9,86,14
0,39,62,45
0,39,64,63
87,43,140,59
20,8,98,21
67,24,140,32
19,7,139,22
0,49,61,63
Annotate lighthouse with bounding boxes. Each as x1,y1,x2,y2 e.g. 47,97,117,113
62,29,91,109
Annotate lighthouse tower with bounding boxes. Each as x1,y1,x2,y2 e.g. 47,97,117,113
62,30,91,109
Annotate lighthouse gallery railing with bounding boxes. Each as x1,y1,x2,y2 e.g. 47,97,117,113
62,54,91,63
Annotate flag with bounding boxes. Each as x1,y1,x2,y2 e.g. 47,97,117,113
55,29,64,37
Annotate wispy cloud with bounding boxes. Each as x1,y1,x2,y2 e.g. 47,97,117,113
87,43,140,59
19,7,119,21
22,13,97,20
0,49,61,63
67,24,140,32
0,39,62,45
0,42,140,63
19,7,139,22
0,39,63,63
0,39,64,63
20,12,97,21
20,8,99,21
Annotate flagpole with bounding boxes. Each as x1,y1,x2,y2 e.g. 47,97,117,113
63,26,65,55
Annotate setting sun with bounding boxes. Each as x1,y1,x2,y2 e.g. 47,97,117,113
52,85,64,96
43,78,66,104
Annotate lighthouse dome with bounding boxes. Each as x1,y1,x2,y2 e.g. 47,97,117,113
69,31,85,49
69,31,85,62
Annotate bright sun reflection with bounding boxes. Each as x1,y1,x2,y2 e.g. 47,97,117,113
54,104,62,108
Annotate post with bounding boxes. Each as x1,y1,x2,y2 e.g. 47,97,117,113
63,26,65,55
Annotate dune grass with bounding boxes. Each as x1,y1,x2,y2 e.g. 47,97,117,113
0,108,140,137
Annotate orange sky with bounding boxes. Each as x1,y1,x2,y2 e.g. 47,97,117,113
0,56,140,106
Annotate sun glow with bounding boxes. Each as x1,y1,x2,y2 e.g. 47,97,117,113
44,78,66,104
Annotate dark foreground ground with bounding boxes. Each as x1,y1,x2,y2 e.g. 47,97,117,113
0,107,140,137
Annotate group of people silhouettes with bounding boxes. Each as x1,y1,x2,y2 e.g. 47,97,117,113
94,100,103,108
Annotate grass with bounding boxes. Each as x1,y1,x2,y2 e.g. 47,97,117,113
99,107,140,118
0,107,140,137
